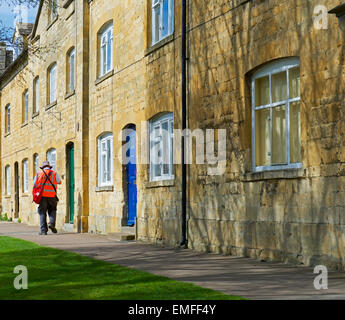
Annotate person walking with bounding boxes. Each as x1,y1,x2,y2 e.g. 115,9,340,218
33,161,61,235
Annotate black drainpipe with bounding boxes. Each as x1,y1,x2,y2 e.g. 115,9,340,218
180,0,187,247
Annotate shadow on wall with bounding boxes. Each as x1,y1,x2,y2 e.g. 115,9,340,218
185,0,345,270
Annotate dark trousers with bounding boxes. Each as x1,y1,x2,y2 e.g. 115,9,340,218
38,197,58,233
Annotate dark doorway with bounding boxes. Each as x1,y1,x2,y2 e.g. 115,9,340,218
14,162,19,218
124,126,137,226
66,143,75,224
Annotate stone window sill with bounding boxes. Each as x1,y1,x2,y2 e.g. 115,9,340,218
145,34,174,56
32,112,39,119
95,185,114,192
4,132,10,137
242,168,306,182
47,16,58,31
4,195,11,199
21,194,29,197
66,9,75,21
63,0,73,8
32,35,40,44
145,179,175,188
21,122,28,128
95,69,114,86
65,90,75,100
46,101,57,111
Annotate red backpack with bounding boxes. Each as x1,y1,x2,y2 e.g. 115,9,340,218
32,171,51,204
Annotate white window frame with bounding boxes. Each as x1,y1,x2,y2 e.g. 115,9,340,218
49,63,57,104
152,0,174,45
99,24,113,77
33,77,39,114
5,165,10,195
68,48,75,92
23,90,28,123
47,148,57,171
98,133,113,187
23,159,29,193
149,113,174,182
251,57,302,172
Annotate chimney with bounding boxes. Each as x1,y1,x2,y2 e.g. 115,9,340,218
0,42,7,74
0,42,14,75
6,49,13,67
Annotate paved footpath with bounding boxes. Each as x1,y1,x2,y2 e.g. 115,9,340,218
1,222,345,300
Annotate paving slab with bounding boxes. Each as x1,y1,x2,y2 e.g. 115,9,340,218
1,222,345,300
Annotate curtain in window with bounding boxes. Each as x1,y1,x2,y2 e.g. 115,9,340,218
255,108,270,166
272,105,286,164
272,71,287,103
255,76,269,106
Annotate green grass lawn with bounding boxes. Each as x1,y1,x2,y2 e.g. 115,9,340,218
0,236,244,300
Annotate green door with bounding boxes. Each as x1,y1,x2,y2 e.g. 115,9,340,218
69,144,75,224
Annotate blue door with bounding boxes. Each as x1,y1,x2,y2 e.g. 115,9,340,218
126,129,137,226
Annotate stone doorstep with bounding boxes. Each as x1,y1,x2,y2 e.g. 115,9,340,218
63,223,74,233
107,233,135,241
121,226,135,235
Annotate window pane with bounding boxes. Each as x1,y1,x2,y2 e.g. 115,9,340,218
50,65,57,103
154,163,161,178
150,127,161,179
24,160,28,192
6,167,10,195
34,155,39,174
107,30,112,72
290,101,301,163
272,71,287,103
47,149,57,171
272,105,286,164
101,45,106,75
289,67,300,99
162,121,169,174
106,138,111,181
70,52,75,91
35,78,39,112
162,0,169,38
255,108,270,166
102,154,106,182
153,5,160,42
170,120,173,175
7,106,10,133
255,76,269,106
24,91,28,122
150,114,173,180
